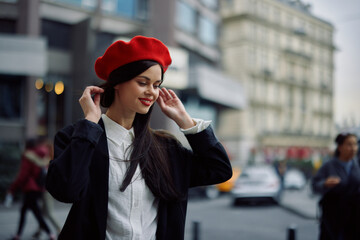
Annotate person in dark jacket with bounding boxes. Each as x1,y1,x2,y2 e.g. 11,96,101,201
312,132,360,240
46,36,232,240
8,138,56,240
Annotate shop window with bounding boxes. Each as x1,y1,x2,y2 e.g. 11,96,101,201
41,20,71,50
0,19,16,33
0,75,23,120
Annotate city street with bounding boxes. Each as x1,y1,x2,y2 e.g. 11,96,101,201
185,195,318,240
0,188,319,240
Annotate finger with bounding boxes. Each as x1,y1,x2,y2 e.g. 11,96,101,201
93,93,101,106
83,86,104,96
159,88,165,98
161,87,172,101
168,89,178,99
89,86,104,96
156,94,165,108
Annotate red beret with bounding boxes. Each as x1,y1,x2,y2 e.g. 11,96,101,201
95,35,172,81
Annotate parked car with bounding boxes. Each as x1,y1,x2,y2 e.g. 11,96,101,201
231,165,282,205
188,185,220,199
216,167,242,193
283,168,307,190
189,167,241,199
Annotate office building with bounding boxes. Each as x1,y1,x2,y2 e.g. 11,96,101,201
220,0,335,165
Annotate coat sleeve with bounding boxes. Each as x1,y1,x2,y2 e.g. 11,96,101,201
182,126,232,188
312,160,344,195
312,163,329,195
9,157,32,193
46,119,104,203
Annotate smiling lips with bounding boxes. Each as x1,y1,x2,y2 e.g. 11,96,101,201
139,98,153,106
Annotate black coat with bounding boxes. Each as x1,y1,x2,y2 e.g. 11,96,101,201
312,158,360,240
46,119,232,240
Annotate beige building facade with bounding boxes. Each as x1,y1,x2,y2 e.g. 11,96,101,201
219,0,335,166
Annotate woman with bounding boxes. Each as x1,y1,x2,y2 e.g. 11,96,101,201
312,132,360,240
46,36,232,240
27,138,62,238
8,138,55,240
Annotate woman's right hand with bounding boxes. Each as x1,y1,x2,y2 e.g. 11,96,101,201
324,176,341,188
79,86,104,123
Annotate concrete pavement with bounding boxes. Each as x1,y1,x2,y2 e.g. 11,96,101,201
0,186,320,239
0,200,70,240
279,183,320,220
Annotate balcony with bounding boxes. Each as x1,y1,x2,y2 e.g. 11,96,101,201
283,48,312,62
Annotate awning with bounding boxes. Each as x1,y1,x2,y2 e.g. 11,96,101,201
0,34,47,76
191,65,247,109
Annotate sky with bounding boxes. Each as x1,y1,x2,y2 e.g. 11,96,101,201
306,0,360,126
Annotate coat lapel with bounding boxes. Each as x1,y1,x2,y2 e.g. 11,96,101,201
89,119,109,239
333,160,347,179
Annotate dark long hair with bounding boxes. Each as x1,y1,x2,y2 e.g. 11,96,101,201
334,132,357,157
100,60,182,201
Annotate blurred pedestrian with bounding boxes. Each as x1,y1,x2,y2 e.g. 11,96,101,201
27,138,62,238
312,132,360,240
46,35,232,240
275,160,287,191
7,137,56,240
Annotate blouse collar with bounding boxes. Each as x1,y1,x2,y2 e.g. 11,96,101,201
101,114,134,145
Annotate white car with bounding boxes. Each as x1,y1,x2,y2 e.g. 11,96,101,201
231,165,282,205
284,169,306,190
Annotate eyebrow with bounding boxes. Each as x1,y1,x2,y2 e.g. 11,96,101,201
137,76,162,83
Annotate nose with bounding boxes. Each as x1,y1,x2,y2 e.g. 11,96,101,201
145,85,158,96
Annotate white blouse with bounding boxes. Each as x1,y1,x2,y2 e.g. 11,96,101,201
102,114,210,240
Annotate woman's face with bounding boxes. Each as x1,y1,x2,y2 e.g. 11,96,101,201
338,136,358,161
113,64,162,115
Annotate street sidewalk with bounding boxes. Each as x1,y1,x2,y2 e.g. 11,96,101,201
0,200,70,240
279,182,320,220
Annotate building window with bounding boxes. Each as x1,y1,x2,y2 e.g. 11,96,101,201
42,20,71,50
136,0,149,20
53,0,88,7
52,0,148,20
248,47,256,68
176,1,197,34
102,0,118,13
0,75,23,120
200,0,218,10
0,19,16,34
198,16,218,46
102,0,148,20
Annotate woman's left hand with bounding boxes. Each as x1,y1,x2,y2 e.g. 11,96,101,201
157,88,195,129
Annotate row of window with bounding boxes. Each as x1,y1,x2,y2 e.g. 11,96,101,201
0,17,117,53
51,0,149,21
223,22,334,68
176,1,218,46
48,0,219,47
249,80,333,113
249,108,333,136
222,0,333,44
241,47,332,88
254,27,332,64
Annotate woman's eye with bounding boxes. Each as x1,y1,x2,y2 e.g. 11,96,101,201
138,82,147,86
154,85,160,89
